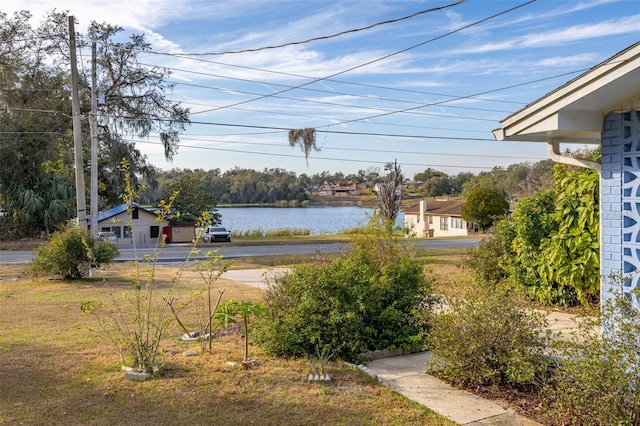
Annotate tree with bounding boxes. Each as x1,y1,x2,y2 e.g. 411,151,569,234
376,160,403,225
0,11,192,236
423,174,452,197
462,187,509,232
163,172,219,223
86,20,190,206
518,159,554,197
216,300,265,365
0,11,76,236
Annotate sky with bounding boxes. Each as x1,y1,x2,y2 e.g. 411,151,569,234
4,0,640,178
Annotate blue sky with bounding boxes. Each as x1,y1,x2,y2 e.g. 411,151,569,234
6,0,640,178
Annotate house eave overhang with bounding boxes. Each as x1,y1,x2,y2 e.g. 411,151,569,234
493,41,640,145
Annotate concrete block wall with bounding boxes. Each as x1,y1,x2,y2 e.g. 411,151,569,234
601,110,640,302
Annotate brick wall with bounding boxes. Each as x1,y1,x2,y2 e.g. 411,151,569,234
601,111,640,302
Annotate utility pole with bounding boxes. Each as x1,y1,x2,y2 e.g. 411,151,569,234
69,16,87,231
89,41,99,238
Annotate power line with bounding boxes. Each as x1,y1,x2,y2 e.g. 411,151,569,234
131,138,534,170
173,135,544,160
324,68,587,129
142,54,526,107
188,1,537,116
174,101,489,135
158,68,514,115
98,115,497,141
161,1,466,56
168,80,499,122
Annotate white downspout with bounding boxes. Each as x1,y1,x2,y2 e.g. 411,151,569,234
547,141,601,172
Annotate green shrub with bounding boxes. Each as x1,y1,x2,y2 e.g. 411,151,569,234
467,219,515,285
542,286,640,425
254,216,433,361
30,226,118,279
466,169,596,308
429,287,550,388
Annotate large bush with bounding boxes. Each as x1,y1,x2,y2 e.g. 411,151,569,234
467,165,597,307
429,287,550,388
30,226,118,279
539,167,599,305
255,217,433,361
466,219,515,285
542,287,640,425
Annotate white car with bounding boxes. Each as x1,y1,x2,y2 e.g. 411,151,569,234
98,231,118,245
202,226,232,243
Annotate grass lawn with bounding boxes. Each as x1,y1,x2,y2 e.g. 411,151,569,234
0,254,459,426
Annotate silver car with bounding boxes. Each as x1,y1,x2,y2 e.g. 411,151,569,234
202,226,232,243
98,231,118,245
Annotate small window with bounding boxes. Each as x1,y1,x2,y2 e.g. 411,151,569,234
452,218,463,229
439,217,448,231
123,226,131,238
150,226,159,238
428,216,433,224
132,208,139,220
112,226,121,238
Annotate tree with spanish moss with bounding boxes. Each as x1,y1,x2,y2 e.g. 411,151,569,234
376,160,404,226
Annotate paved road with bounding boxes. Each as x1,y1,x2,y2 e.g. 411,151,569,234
0,238,481,264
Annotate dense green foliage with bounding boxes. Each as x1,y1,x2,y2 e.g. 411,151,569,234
162,173,219,223
468,164,599,307
461,187,509,231
254,217,432,361
0,10,189,237
152,168,310,206
429,287,550,388
30,226,118,279
0,11,76,237
413,161,555,199
539,167,599,305
542,288,640,425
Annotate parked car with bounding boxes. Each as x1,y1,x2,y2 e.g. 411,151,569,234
202,226,232,243
98,231,118,245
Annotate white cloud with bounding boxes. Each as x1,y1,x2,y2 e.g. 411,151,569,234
536,53,599,68
454,14,640,54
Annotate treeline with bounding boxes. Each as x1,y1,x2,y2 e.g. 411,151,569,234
414,159,555,201
144,167,386,207
149,159,557,208
123,159,560,229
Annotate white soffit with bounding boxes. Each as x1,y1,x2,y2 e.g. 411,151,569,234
494,41,640,144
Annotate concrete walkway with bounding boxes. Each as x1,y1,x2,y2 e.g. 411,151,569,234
366,353,542,425
227,268,579,426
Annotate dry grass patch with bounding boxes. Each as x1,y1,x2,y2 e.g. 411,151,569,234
0,263,453,426
418,248,475,299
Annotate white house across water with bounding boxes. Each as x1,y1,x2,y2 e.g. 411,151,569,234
493,41,640,305
403,199,473,238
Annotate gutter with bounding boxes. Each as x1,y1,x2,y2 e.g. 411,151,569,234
547,141,601,172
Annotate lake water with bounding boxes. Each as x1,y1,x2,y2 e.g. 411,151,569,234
216,206,404,235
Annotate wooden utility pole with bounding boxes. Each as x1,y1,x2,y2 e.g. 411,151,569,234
69,16,87,231
89,41,99,237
